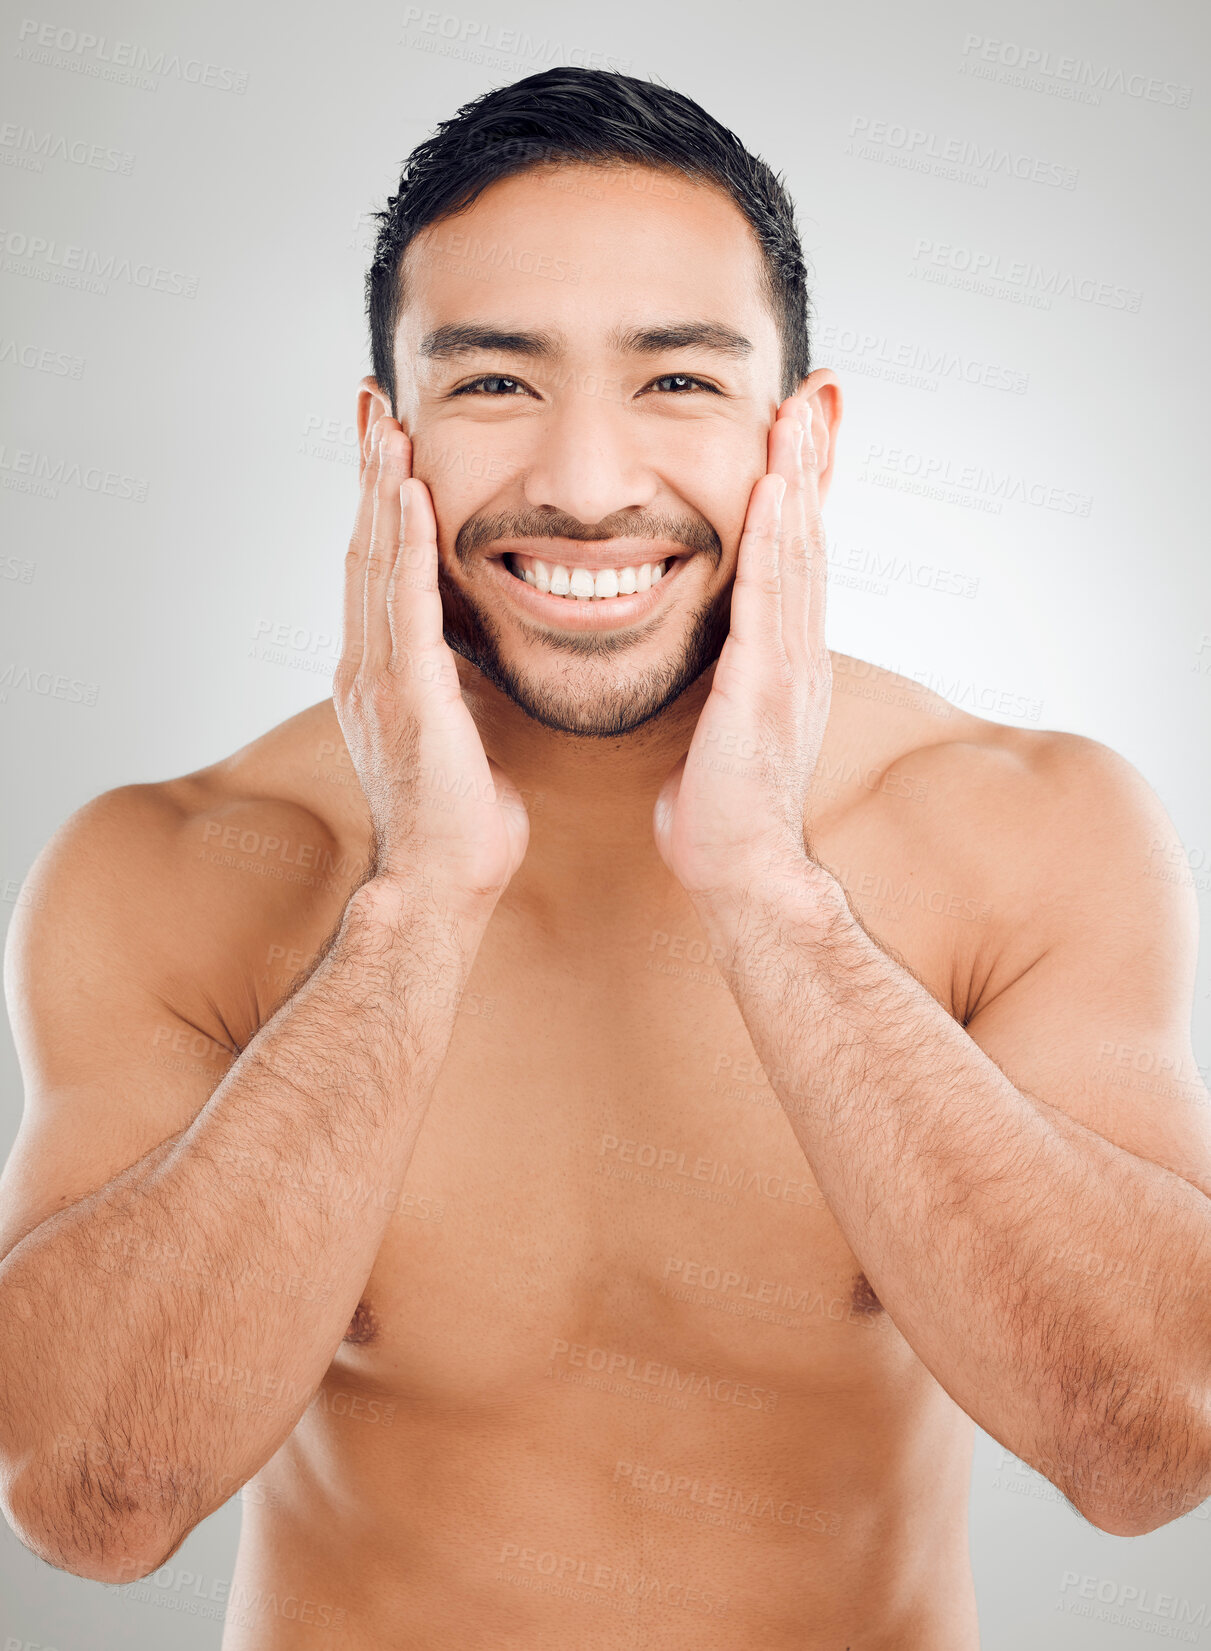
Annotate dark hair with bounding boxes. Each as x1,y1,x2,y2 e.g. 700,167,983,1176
365,67,811,415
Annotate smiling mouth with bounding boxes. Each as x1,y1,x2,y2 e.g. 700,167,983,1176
504,551,670,601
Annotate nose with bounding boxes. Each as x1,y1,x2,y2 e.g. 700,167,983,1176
520,390,659,526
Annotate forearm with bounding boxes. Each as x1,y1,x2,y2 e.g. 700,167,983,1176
0,874,486,1578
701,869,1211,1523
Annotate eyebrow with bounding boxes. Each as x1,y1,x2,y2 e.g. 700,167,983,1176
418,323,559,361
417,320,754,362
612,321,753,358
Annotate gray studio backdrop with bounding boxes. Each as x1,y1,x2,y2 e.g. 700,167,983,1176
2,0,1209,1645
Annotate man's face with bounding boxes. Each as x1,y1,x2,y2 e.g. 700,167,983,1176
392,162,786,737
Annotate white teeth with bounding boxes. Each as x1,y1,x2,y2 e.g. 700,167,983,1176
510,556,668,598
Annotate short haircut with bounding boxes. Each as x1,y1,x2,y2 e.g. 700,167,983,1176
365,67,811,414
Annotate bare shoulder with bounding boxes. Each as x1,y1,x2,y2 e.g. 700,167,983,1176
8,699,370,1053
875,675,1176,884
828,649,1171,849
825,653,1192,987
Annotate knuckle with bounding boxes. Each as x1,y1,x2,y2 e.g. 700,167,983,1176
360,675,400,719
378,447,408,488
396,540,426,570
389,612,417,649
345,673,372,712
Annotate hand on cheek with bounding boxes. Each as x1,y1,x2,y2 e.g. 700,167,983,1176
653,393,836,924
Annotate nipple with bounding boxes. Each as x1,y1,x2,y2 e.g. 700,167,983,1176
851,1272,884,1317
343,1298,379,1345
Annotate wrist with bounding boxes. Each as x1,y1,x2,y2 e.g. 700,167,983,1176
346,871,499,945
688,855,852,949
328,875,497,1020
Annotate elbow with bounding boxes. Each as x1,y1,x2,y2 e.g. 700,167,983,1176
1076,1493,1202,1539
1067,1408,1211,1538
1,1467,179,1584
1076,1495,1177,1539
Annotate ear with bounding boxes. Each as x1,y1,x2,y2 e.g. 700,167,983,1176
356,376,400,480
791,369,843,506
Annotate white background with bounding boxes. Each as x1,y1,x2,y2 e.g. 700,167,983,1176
1,0,1208,1644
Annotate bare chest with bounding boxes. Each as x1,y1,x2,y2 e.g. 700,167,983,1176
324,884,964,1409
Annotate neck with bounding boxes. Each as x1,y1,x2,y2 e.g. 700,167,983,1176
457,658,712,923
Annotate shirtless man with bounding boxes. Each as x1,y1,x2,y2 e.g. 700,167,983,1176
2,66,1210,1650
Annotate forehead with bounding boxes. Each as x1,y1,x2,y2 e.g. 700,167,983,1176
396,162,778,364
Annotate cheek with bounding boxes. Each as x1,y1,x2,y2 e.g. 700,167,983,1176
412,413,767,549
667,422,766,548
409,428,515,538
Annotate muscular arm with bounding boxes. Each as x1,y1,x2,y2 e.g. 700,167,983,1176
654,389,1211,1535
698,736,1211,1537
0,416,527,1584
0,825,484,1583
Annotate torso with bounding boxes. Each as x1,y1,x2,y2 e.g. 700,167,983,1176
158,657,1038,1648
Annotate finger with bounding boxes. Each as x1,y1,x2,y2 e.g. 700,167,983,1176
362,425,411,672
770,409,811,665
773,393,826,663
728,471,785,654
653,753,686,853
341,418,387,672
800,405,829,660
388,477,447,668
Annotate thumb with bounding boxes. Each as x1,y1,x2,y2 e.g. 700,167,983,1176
652,756,686,860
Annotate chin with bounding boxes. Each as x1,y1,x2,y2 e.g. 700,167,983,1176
441,570,732,739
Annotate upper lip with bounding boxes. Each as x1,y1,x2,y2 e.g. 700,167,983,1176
490,538,688,571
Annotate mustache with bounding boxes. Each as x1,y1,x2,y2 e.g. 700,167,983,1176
454,508,722,564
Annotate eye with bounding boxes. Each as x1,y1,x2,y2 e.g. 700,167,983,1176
645,374,719,395
450,375,534,398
